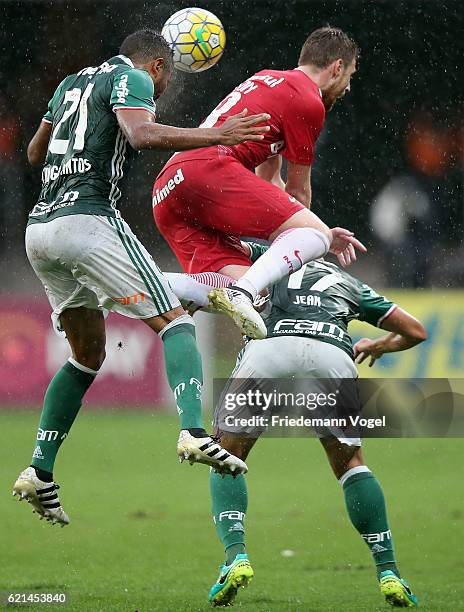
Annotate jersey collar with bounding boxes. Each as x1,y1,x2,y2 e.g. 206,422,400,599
116,54,134,68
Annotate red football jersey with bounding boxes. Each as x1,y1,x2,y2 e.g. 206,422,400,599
200,69,326,169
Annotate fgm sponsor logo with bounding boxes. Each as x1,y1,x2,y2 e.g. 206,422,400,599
362,530,392,544
273,318,345,341
37,428,59,442
218,511,245,522
152,168,185,206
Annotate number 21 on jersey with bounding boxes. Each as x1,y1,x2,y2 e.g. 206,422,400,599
49,84,94,155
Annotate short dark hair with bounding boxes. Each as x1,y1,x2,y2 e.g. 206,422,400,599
120,29,174,71
299,26,359,69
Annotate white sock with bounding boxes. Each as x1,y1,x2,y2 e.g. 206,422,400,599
166,272,233,308
339,465,371,487
234,228,330,297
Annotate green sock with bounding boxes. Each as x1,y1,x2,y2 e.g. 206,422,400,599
31,361,96,474
210,470,247,565
162,322,203,430
342,467,399,578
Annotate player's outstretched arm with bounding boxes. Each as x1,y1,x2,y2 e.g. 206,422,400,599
27,121,52,166
116,108,270,151
354,307,427,367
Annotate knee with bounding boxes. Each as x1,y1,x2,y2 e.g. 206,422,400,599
272,209,331,242
322,438,363,480
73,343,106,371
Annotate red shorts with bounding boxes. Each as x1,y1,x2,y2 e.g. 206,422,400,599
152,150,304,273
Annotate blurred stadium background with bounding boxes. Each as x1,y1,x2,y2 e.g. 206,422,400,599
0,2,463,610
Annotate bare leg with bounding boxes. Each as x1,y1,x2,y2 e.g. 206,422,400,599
319,437,364,480
59,307,106,370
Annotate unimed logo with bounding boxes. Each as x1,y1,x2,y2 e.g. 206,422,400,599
152,168,185,206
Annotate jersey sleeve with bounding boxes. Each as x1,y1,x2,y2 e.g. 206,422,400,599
110,68,156,116
42,79,68,124
358,282,397,327
280,97,325,165
43,106,53,124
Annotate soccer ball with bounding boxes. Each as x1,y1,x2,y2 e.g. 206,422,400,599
161,7,226,73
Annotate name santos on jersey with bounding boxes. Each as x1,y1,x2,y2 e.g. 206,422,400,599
42,157,92,184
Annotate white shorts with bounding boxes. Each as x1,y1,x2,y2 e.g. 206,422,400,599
232,336,358,379
26,214,180,333
214,336,361,446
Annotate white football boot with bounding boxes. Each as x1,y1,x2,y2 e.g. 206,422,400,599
13,467,70,526
177,431,248,476
208,287,267,340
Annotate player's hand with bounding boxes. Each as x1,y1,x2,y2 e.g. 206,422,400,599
218,109,271,146
329,227,367,267
353,338,384,367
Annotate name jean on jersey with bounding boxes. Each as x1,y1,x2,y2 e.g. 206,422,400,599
273,318,345,340
293,295,321,306
42,157,91,184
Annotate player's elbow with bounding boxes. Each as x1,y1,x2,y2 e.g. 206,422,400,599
118,119,149,151
126,128,146,151
413,323,428,344
406,321,428,345
126,123,168,151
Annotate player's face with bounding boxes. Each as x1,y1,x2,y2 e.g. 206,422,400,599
323,59,357,111
154,68,173,99
147,58,173,99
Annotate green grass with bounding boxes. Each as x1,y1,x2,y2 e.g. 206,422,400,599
0,411,462,611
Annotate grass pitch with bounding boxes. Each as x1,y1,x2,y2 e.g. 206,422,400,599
0,410,462,611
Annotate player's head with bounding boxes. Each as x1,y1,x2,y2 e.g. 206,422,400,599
298,26,359,111
120,29,174,98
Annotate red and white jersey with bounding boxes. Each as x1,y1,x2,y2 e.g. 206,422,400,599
200,69,326,169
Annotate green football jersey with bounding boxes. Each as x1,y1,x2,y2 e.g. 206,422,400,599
28,55,156,224
248,243,396,358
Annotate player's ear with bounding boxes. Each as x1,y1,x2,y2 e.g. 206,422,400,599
331,59,343,78
150,58,165,80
